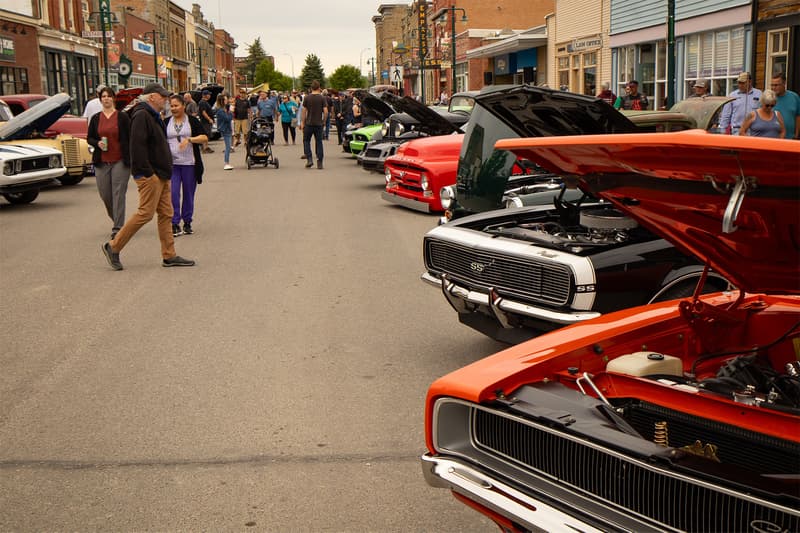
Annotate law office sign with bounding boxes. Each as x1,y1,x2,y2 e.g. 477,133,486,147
568,35,602,53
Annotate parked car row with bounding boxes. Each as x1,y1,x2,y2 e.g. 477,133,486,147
0,93,94,204
348,84,800,531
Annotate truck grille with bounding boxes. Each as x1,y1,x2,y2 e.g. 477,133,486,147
473,408,800,532
60,138,81,167
425,239,571,305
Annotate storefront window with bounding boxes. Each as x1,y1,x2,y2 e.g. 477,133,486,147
558,56,569,90
684,27,746,96
617,46,635,95
0,67,29,95
583,52,597,95
767,29,789,78
455,62,468,93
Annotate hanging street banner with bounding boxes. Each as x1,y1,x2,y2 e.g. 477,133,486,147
418,1,428,59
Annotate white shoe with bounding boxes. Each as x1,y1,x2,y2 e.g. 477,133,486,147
223,164,234,170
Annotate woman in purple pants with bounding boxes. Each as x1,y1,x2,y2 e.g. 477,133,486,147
165,94,207,237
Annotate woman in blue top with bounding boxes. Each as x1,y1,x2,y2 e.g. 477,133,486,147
215,94,234,169
278,94,299,145
740,90,785,138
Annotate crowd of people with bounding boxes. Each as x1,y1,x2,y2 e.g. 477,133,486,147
595,71,798,139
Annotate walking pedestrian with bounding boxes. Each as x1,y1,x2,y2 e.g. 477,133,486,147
719,72,762,135
183,92,199,118
322,89,332,140
232,88,251,147
299,79,328,170
100,82,195,270
278,94,298,145
331,92,345,145
87,85,130,240
740,90,785,138
216,94,234,170
165,94,207,237
771,72,800,140
198,90,215,153
256,90,278,143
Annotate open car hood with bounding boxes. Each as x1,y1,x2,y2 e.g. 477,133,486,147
381,93,460,134
354,90,395,123
0,93,71,141
497,131,800,294
475,85,639,138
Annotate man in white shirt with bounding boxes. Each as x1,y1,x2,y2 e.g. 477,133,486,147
81,84,106,119
719,72,762,135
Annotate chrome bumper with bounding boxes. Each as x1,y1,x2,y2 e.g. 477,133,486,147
421,454,603,533
420,272,600,326
381,191,432,213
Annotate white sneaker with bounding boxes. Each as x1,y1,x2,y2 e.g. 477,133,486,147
223,164,234,170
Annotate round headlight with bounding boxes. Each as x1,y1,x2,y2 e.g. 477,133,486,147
394,123,405,137
504,196,524,209
49,154,61,168
440,185,454,209
385,168,392,184
3,161,13,176
420,173,429,191
381,121,389,136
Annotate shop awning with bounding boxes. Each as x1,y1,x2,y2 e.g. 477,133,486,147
466,27,548,60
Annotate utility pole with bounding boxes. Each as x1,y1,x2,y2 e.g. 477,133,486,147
99,0,111,86
666,0,676,107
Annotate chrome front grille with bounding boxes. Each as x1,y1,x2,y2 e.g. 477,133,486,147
365,148,381,158
60,138,81,167
425,239,571,305
472,408,800,532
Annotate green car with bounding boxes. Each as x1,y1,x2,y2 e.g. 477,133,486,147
348,123,382,155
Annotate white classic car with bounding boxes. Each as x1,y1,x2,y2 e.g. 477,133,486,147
0,143,64,204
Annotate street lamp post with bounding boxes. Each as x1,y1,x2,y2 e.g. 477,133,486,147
367,57,376,86
433,6,467,96
144,30,164,83
359,47,371,81
89,2,114,86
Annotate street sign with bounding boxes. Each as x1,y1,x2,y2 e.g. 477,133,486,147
82,30,115,39
391,65,404,83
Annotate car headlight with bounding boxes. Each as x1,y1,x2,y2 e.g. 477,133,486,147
420,173,429,191
394,123,405,137
3,161,14,176
385,168,393,184
381,121,389,136
440,185,454,209
49,154,62,168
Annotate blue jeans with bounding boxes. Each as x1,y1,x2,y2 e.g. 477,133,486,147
222,133,232,163
324,114,331,139
303,125,324,163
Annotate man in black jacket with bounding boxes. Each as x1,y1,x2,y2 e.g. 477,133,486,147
101,83,195,270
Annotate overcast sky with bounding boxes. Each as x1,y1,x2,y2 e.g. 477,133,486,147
177,0,390,78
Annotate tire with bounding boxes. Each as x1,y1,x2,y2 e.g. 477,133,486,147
246,156,251,169
3,190,39,204
58,174,84,186
273,158,279,169
650,277,728,303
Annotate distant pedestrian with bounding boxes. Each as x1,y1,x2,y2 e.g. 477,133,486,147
165,94,207,237
248,91,259,120
82,84,106,119
689,79,709,98
597,81,616,106
278,94,298,145
198,90,215,153
771,72,800,139
233,88,251,147
299,79,328,169
619,80,649,110
322,89,332,140
740,89,785,138
331,92,345,145
87,85,130,240
719,72,762,135
101,83,195,270
257,90,278,143
183,92,199,118
351,96,362,127
216,94,234,170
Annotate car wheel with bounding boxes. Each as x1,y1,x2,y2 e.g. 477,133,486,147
58,175,84,186
246,156,251,169
650,277,728,303
273,158,279,169
3,190,39,204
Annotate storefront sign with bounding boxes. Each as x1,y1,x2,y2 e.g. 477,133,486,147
132,39,154,55
569,35,602,52
82,30,115,39
0,37,15,63
418,1,428,58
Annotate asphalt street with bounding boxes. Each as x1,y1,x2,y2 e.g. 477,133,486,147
0,135,503,531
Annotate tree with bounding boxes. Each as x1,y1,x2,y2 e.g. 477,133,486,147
238,38,269,87
254,59,293,92
328,65,366,90
299,54,325,90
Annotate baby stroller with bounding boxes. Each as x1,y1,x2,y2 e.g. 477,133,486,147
245,118,279,169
